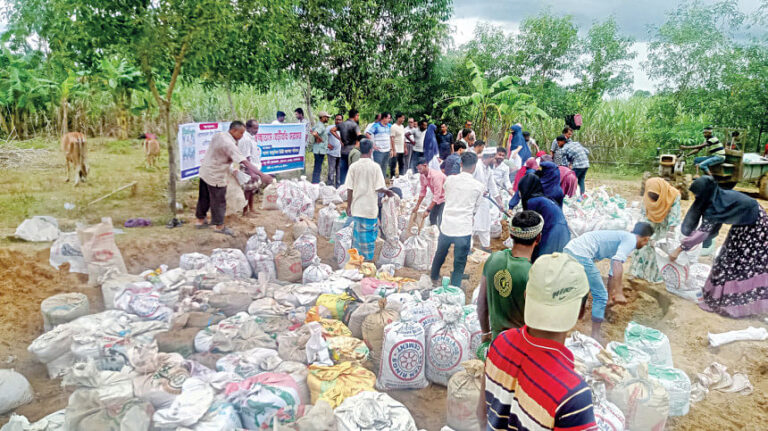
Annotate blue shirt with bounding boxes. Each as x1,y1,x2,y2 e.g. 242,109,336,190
436,132,453,160
442,153,461,175
561,141,590,169
368,122,391,152
564,230,636,262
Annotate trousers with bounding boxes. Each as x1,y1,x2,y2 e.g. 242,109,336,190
430,233,471,287
195,179,227,225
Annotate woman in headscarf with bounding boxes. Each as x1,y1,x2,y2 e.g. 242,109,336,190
669,176,767,317
423,124,440,170
629,178,682,282
516,174,570,262
508,158,539,208
507,124,531,164
537,161,564,207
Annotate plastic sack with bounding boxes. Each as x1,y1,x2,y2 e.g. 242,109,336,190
277,325,311,364
432,285,465,307
275,247,303,282
224,373,301,429
565,331,606,375
380,195,401,241
269,231,288,257
179,252,210,271
77,217,127,285
303,257,333,284
377,238,406,269
261,183,279,209
306,321,333,366
292,399,336,431
625,321,674,368
15,215,59,241
246,248,277,281
320,185,343,205
362,299,400,369
327,336,370,364
113,285,172,321
316,293,355,320
592,383,626,431
426,305,471,386
655,247,701,301
152,377,214,428
210,248,252,279
41,292,90,331
245,227,269,254
462,306,482,355
648,365,692,417
403,227,431,271
215,347,281,378
608,364,669,431
355,277,397,298
446,360,484,431
607,341,651,377
318,204,340,239
333,225,354,269
376,309,428,390
346,296,381,339
65,393,153,431
334,391,417,431
0,369,33,414
307,362,376,408
402,299,441,331
194,312,276,353
318,319,352,338
293,217,319,240
49,232,87,273
189,401,243,430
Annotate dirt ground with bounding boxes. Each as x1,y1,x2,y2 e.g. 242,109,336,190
2,168,768,430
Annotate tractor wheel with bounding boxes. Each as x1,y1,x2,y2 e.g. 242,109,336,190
640,172,652,196
759,173,768,201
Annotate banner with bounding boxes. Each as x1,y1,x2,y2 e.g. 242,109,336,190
178,122,306,180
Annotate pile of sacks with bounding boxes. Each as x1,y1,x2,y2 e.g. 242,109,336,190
566,321,692,431
562,186,642,237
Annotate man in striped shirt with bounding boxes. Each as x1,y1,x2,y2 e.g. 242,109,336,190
480,253,597,431
681,127,725,176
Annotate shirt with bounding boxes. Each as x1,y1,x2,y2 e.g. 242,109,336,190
199,131,246,187
311,122,329,155
345,157,385,219
551,139,569,166
440,171,484,237
419,168,446,204
412,128,426,152
368,122,392,152
483,251,531,337
337,120,361,155
270,120,283,125
237,131,261,170
390,123,406,153
564,230,637,262
457,129,476,142
561,141,590,169
299,118,311,145
348,148,361,165
705,136,725,156
327,128,341,157
436,132,453,160
485,327,597,431
443,153,461,176
490,161,513,191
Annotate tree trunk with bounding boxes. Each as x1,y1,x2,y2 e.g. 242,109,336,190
304,76,314,127
225,83,236,119
163,102,178,215
61,99,69,136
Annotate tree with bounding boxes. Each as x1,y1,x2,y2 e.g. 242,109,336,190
514,11,578,81
94,57,143,139
459,23,518,82
577,17,635,103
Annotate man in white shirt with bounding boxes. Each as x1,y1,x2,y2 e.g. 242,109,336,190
430,151,485,287
195,121,262,236
327,114,343,187
408,120,427,171
295,107,312,147
405,117,417,171
366,112,394,178
456,120,476,143
345,138,394,261
389,113,408,177
237,119,273,216
270,111,286,124
473,145,503,251
490,147,514,195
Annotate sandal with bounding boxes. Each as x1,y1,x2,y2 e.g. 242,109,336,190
213,227,235,237
195,223,210,229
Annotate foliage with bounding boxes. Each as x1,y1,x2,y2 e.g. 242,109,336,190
514,11,579,81
576,17,636,104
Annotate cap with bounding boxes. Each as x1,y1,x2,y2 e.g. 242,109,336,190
317,111,330,119
482,147,496,157
524,253,589,332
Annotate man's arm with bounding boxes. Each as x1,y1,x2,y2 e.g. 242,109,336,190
330,126,341,141
478,275,490,339
346,188,354,217
607,260,624,301
390,135,395,157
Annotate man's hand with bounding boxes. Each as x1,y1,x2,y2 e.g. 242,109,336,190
669,247,683,262
411,207,419,215
390,149,395,158
481,333,492,343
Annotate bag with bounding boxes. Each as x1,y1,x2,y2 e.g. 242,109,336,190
15,215,59,241
293,399,336,431
334,391,417,431
77,217,127,285
316,293,355,320
446,360,485,431
655,247,700,301
327,336,370,364
246,248,277,281
245,227,269,254
114,284,173,321
607,341,651,377
624,321,674,368
40,292,90,331
402,300,440,332
275,247,303,282
377,238,406,269
293,232,318,268
648,365,692,417
306,321,333,366
432,285,465,307
152,377,215,428
303,257,333,284
608,364,669,431
277,325,311,364
318,204,340,239
293,217,319,239
210,248,252,279
426,305,471,386
403,227,431,271
0,369,34,414
261,182,279,209
224,373,301,429
565,331,606,375
376,309,428,390
380,195,401,241
189,401,243,430
346,296,381,339
356,277,398,297
179,252,210,270
592,383,626,431
320,185,343,205
362,299,400,370
216,347,281,378
462,306,482,355
49,232,87,273
333,225,354,269
274,361,311,406
307,362,376,408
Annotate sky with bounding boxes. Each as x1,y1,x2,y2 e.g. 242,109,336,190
448,0,765,93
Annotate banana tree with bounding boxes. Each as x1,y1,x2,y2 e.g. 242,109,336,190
95,56,144,138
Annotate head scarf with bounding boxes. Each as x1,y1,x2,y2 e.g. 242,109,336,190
558,166,578,197
423,124,438,163
681,176,760,236
643,178,680,223
540,154,553,163
517,173,546,210
512,157,539,192
537,161,564,206
509,124,531,163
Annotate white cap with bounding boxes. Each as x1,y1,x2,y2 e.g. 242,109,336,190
524,253,589,332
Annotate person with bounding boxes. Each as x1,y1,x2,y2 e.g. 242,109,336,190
544,153,578,198
310,111,330,184
389,113,407,177
408,120,427,171
294,107,310,147
680,127,726,176
348,134,365,166
431,151,485,287
538,160,565,207
630,178,682,282
507,124,531,165
729,131,741,150
564,222,654,341
669,176,767,317
558,136,590,196
344,138,394,261
271,111,286,124
195,121,262,236
474,146,503,252
436,123,453,161
479,253,596,431
366,112,394,178
477,211,542,340
423,123,440,170
364,113,381,136
326,114,343,187
442,141,465,176
523,131,540,155
404,117,418,170
332,109,361,185
413,157,446,228
509,158,540,208
456,121,475,143
237,119,272,216
516,174,571,261
550,126,572,165
490,147,514,195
